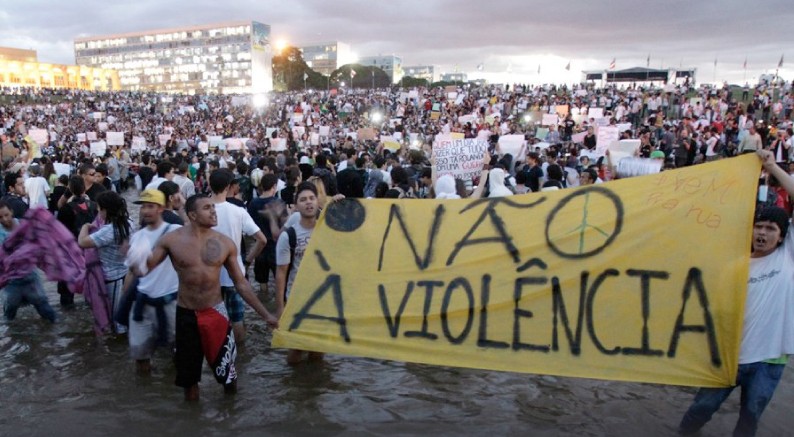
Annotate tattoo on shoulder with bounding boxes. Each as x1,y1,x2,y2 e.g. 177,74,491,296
202,238,223,265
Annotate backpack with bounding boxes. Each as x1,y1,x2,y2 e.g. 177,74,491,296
69,198,98,234
284,226,298,299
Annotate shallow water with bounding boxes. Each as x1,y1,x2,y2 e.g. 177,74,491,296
1,192,792,436
2,305,792,436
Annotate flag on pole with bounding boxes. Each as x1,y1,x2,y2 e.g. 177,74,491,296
646,54,650,67
743,57,747,69
609,58,616,70
350,69,356,79
779,54,784,68
371,70,375,78
304,72,308,81
565,61,571,71
476,63,484,71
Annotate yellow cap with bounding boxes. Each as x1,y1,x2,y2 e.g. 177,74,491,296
134,189,166,206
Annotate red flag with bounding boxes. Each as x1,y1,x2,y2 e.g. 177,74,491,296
609,58,616,70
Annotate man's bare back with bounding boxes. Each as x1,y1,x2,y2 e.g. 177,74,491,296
159,226,238,310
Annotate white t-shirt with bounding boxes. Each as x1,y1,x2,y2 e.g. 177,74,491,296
128,222,180,298
25,176,50,209
145,176,168,191
275,221,314,299
213,201,260,287
739,223,794,364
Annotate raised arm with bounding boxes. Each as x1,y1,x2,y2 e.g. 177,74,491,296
758,149,794,198
224,241,278,329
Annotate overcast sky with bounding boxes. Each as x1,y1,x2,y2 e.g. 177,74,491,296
1,0,792,85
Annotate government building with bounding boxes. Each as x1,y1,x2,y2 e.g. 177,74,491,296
0,46,119,90
74,21,273,94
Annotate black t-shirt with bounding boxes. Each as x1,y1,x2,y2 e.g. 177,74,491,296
49,186,67,212
524,165,544,192
85,183,107,201
162,210,184,226
138,166,155,189
1,194,28,219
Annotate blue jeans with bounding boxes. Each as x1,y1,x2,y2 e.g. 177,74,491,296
3,273,57,322
679,362,785,437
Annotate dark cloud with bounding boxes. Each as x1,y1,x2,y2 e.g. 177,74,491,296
0,0,791,84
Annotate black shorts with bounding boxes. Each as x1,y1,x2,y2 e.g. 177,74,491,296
253,251,277,284
174,304,237,389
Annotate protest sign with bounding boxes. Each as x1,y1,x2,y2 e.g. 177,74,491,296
131,136,146,151
381,136,401,152
225,138,243,151
311,133,320,146
596,126,620,155
28,129,48,145
458,114,477,125
106,131,125,146
90,141,107,156
292,126,306,138
231,96,248,107
535,128,549,140
158,134,171,147
408,90,419,99
54,163,71,177
208,136,224,150
273,155,760,387
485,114,500,125
588,107,604,119
571,131,588,144
292,113,304,123
319,126,331,137
542,114,559,126
617,123,633,134
608,139,642,164
270,138,286,152
87,132,98,141
455,93,465,105
357,128,377,141
431,137,488,181
448,92,458,100
450,132,465,140
554,105,569,117
98,122,108,132
77,133,86,142
198,141,209,153
498,134,525,157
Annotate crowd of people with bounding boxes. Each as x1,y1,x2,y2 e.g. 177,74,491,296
1,78,793,434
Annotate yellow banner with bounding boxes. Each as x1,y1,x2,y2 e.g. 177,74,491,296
273,155,759,387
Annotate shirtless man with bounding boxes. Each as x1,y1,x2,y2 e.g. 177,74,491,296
142,194,278,401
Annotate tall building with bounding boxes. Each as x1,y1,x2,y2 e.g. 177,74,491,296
74,20,273,94
404,65,436,83
359,55,404,84
440,72,467,82
0,46,119,91
300,42,353,76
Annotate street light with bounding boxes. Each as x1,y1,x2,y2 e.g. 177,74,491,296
252,93,268,109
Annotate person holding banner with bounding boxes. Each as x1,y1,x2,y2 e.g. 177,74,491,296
678,149,794,437
275,182,323,365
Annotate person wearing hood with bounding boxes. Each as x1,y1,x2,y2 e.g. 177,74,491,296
488,168,513,198
434,174,460,199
